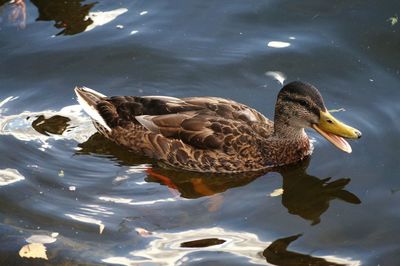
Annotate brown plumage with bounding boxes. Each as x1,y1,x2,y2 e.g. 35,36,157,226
75,81,361,173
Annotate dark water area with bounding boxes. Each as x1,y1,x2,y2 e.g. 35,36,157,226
0,0,400,265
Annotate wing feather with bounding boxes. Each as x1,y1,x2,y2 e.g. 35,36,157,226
80,93,271,151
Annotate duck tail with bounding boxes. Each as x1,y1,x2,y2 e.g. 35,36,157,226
74,86,112,132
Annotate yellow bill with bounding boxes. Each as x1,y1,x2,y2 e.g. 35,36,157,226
312,110,361,153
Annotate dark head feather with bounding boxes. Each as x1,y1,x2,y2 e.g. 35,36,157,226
274,81,327,136
278,81,326,111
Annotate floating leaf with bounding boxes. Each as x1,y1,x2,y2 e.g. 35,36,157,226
19,243,48,260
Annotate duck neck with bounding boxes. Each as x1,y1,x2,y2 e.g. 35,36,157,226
273,115,307,140
263,117,311,166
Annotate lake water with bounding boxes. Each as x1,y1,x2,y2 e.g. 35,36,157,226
1,0,400,265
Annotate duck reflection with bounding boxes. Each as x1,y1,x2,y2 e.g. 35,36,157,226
102,226,360,265
263,234,347,266
31,0,96,35
279,160,361,225
76,132,361,223
78,133,261,198
1,0,96,35
77,132,154,165
26,120,362,265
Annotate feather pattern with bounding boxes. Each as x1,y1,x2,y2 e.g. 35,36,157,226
75,86,312,173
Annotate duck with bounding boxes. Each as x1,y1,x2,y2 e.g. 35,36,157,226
75,81,361,173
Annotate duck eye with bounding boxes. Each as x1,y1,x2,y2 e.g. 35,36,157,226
299,99,307,106
326,119,333,124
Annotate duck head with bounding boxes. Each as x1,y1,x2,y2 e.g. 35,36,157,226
274,81,361,153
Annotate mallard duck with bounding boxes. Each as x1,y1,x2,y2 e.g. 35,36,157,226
75,81,361,173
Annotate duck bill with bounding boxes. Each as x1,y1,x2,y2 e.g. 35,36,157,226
312,111,361,154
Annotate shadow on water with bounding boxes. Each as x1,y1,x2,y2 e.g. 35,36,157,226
0,0,96,35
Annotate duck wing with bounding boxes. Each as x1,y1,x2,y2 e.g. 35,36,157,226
75,86,270,134
75,87,273,172
100,95,269,127
75,88,272,160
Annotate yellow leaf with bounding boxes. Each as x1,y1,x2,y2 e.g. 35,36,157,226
19,243,48,260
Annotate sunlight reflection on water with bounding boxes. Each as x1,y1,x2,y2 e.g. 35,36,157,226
0,168,25,186
85,8,128,32
0,97,96,151
102,227,361,266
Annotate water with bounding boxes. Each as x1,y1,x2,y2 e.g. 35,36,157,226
0,0,399,265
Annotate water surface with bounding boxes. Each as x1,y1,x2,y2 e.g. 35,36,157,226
1,0,400,265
